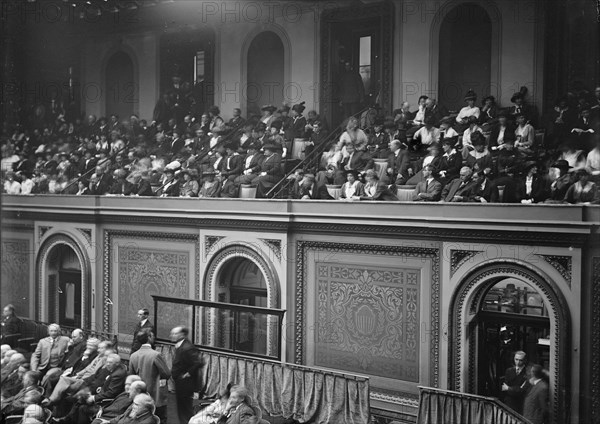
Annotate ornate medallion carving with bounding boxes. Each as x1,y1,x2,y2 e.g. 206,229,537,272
295,241,440,387
539,254,572,287
259,238,282,262
450,250,480,276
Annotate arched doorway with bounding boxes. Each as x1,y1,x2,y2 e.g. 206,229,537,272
438,3,492,111
449,263,570,424
204,245,280,357
47,245,82,328
36,235,91,329
105,51,135,120
247,31,284,118
216,257,268,355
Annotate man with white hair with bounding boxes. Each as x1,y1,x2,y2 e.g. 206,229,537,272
91,376,144,424
440,166,477,202
31,323,70,377
1,352,25,383
85,353,127,405
0,370,43,418
113,393,158,424
42,328,87,393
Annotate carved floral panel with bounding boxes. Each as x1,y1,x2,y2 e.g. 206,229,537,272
314,263,420,382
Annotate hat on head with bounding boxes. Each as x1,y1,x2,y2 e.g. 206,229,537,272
442,136,458,147
261,104,277,113
292,102,306,114
464,90,477,102
278,105,290,113
364,169,379,179
384,120,397,130
482,95,496,104
224,140,239,151
270,120,283,131
551,159,572,171
263,143,282,152
246,142,260,151
511,86,528,103
373,117,385,127
165,160,181,171
522,161,538,172
345,169,360,179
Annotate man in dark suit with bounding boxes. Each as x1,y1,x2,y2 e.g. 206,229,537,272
129,330,171,423
255,144,283,198
437,138,462,186
31,323,71,378
386,139,410,185
0,370,43,418
501,351,529,414
412,165,442,201
468,171,499,203
221,142,244,181
297,174,333,200
234,143,264,186
335,143,374,183
522,365,549,424
86,353,127,405
440,166,477,202
170,326,203,424
131,308,154,354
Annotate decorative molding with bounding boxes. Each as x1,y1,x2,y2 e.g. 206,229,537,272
449,263,570,424
295,241,440,387
204,244,280,356
539,254,572,288
592,257,600,423
450,250,480,277
370,388,420,409
204,236,225,259
103,230,200,333
259,238,282,262
36,234,91,329
1,239,31,316
76,228,93,245
1,222,34,232
3,210,593,248
39,226,51,240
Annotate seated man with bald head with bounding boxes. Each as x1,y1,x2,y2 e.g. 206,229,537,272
440,166,477,202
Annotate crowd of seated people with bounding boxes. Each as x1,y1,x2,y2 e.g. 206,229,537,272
1,85,599,204
0,303,267,424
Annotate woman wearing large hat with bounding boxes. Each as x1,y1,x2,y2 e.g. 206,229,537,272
254,143,284,198
198,167,220,198
544,159,573,203
260,105,277,128
455,89,481,130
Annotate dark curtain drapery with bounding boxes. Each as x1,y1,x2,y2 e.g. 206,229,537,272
417,386,534,424
156,345,370,424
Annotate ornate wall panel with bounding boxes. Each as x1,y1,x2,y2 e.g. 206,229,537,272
296,241,439,406
314,263,420,382
592,257,600,424
103,230,200,338
1,239,30,316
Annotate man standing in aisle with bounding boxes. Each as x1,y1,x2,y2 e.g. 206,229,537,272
131,308,154,354
129,329,171,423
170,326,203,424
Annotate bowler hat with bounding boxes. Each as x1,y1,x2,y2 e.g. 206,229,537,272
464,90,477,101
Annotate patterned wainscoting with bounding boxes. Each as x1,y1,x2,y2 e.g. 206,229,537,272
296,241,440,410
1,238,31,316
103,230,200,345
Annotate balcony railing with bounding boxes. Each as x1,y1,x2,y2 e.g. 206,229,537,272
151,295,286,361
